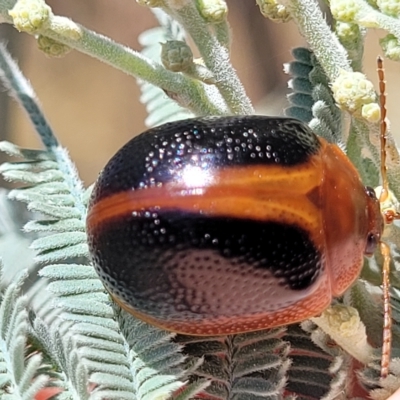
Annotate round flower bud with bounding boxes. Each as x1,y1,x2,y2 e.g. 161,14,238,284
361,103,381,123
335,22,360,44
38,35,72,57
197,0,228,23
256,0,291,23
330,0,361,22
380,34,400,61
332,70,377,115
161,41,194,72
377,0,400,18
9,0,52,34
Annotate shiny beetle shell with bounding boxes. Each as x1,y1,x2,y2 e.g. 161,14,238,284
86,116,383,335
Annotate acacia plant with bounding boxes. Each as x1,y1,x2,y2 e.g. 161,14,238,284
0,0,400,399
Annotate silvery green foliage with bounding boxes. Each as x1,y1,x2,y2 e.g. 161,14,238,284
0,189,36,286
346,281,400,393
174,329,290,400
285,48,343,145
284,323,353,399
113,309,209,400
0,141,88,264
0,267,48,399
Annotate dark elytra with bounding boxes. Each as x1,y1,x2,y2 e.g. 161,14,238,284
90,213,322,318
88,116,323,327
91,116,321,201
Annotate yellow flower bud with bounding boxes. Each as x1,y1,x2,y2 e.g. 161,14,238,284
361,103,381,123
37,35,72,58
380,34,400,61
9,0,52,34
331,0,361,22
332,70,377,115
256,0,291,23
196,0,228,23
377,0,400,17
335,21,360,43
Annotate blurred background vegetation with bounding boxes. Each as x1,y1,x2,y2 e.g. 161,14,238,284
0,0,398,185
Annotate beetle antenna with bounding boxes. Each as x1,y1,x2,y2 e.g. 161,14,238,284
378,57,389,203
377,56,392,379
380,241,391,378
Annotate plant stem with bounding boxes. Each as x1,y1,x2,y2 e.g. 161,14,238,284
282,0,352,80
166,1,254,115
0,0,228,116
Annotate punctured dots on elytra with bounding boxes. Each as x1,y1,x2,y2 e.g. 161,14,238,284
86,115,383,339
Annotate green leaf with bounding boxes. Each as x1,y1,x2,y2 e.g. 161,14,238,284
0,267,49,399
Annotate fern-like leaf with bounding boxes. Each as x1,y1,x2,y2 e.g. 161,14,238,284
175,329,289,399
0,266,48,399
285,47,343,145
0,189,36,286
114,308,207,400
285,323,357,399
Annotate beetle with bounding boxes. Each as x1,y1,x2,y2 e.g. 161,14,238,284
86,115,383,337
